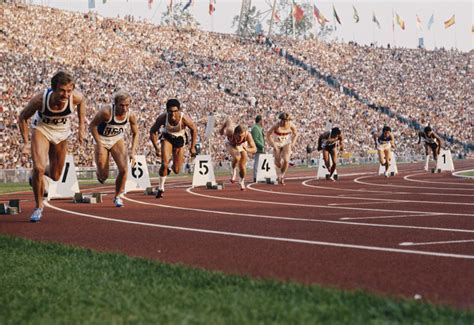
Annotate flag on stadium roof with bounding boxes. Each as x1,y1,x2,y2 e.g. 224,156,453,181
352,5,359,23
209,0,216,15
167,0,173,13
416,14,423,30
444,14,455,29
292,2,304,23
332,5,341,25
102,0,106,4
313,5,329,26
88,0,95,9
148,0,153,10
396,13,405,30
182,0,193,11
427,14,434,30
372,12,381,29
273,10,281,23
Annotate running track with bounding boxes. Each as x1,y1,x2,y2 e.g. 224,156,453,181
1,161,473,309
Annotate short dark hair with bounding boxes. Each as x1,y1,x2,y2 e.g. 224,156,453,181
424,126,432,133
51,70,74,91
166,98,181,111
255,115,262,123
279,112,291,121
330,127,341,137
234,125,245,135
382,126,391,133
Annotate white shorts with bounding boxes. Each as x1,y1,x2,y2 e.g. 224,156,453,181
33,125,70,145
225,140,247,153
273,136,291,149
94,135,124,150
377,143,391,151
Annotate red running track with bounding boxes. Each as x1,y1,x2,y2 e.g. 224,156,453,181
1,161,474,309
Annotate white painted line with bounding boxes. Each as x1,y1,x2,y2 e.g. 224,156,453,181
399,239,474,247
43,201,474,259
340,213,441,221
302,182,474,197
452,169,474,179
185,187,474,222
354,175,474,191
403,173,474,185
248,181,474,207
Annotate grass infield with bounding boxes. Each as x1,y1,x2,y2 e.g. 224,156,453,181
0,235,472,324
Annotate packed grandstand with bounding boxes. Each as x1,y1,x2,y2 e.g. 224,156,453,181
1,3,472,170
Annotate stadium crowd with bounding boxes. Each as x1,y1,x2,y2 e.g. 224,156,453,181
1,3,472,169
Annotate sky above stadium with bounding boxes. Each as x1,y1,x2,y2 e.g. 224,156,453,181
33,0,473,52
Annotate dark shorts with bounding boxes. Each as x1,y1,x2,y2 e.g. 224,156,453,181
426,142,438,150
323,144,337,153
161,133,185,148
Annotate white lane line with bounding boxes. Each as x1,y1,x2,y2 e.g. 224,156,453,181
302,182,474,197
43,201,474,259
248,181,474,207
403,173,474,186
185,187,474,223
340,213,441,221
399,239,474,247
354,175,474,191
328,201,399,207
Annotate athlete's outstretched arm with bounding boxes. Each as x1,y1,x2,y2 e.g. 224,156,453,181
74,91,87,144
149,114,165,156
183,115,197,156
290,123,299,147
266,124,278,148
89,105,111,145
338,134,344,152
18,92,42,154
245,133,257,154
129,112,140,160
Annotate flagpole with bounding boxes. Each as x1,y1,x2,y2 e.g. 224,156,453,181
268,0,277,37
292,5,296,38
454,21,458,49
392,9,395,47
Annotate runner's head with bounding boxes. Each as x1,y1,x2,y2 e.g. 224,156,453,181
51,70,75,103
113,89,132,115
330,127,341,138
278,112,291,127
424,126,432,136
166,98,181,123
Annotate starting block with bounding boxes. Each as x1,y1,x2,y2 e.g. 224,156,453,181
265,177,276,185
206,181,224,190
431,168,441,173
73,192,101,204
144,187,155,195
0,199,21,215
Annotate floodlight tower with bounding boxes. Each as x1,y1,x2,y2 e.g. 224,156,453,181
237,0,252,36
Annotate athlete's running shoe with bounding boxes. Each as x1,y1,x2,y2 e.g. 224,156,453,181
155,189,164,199
30,208,43,223
113,196,124,208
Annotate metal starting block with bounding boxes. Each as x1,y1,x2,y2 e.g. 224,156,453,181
144,187,155,195
265,178,276,184
73,192,100,204
390,172,395,177
0,199,21,215
206,182,223,190
431,168,441,173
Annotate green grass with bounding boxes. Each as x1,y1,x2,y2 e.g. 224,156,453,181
459,171,474,177
0,235,472,324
